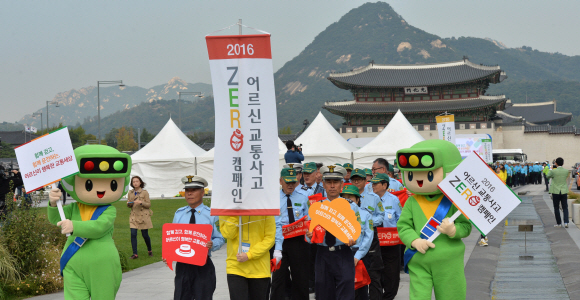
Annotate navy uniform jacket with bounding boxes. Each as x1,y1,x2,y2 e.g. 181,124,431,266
173,204,225,255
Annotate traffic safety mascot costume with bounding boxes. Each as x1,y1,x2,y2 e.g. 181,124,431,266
396,140,471,300
47,145,131,299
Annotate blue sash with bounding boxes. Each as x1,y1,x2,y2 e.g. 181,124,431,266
403,196,452,274
60,205,110,276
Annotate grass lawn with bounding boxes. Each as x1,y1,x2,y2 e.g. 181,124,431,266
39,197,211,272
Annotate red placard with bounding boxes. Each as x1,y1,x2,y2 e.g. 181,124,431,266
308,193,326,206
162,223,213,270
282,216,308,239
206,34,272,60
377,227,402,246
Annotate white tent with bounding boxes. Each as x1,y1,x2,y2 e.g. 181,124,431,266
347,137,375,150
294,112,357,166
197,138,288,190
354,110,424,169
131,118,207,197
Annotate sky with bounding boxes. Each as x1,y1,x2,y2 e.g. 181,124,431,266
1,0,579,123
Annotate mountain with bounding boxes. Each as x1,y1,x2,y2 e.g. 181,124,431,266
18,2,580,134
79,97,215,136
18,77,212,129
272,2,580,130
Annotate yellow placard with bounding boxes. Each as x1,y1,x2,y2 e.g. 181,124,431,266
436,115,455,123
308,198,361,244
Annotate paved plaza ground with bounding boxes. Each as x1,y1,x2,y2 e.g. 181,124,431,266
29,183,580,300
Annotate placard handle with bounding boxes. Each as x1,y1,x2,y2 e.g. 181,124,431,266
427,210,462,243
56,199,71,237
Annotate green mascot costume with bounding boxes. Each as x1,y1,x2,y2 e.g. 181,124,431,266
47,145,131,299
396,140,472,300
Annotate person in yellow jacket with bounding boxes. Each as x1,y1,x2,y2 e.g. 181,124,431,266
220,215,276,300
496,165,507,183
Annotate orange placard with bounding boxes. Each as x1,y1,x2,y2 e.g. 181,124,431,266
308,198,361,244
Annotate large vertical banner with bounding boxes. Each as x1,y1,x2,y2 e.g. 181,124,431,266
436,114,455,144
206,34,279,216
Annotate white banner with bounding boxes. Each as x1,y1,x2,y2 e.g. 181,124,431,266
25,126,38,133
455,134,493,164
14,127,79,193
206,34,279,216
438,152,521,236
436,115,455,144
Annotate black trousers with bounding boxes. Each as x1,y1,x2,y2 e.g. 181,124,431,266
380,245,400,300
130,228,152,255
227,274,270,300
552,193,569,225
174,258,215,300
309,243,317,289
315,245,355,300
270,236,310,300
544,174,550,191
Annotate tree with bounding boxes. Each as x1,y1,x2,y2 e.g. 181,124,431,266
279,126,292,134
105,128,120,148
187,131,214,146
116,127,138,151
139,128,155,143
0,141,16,158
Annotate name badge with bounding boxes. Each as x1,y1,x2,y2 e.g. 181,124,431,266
240,242,250,253
388,213,393,219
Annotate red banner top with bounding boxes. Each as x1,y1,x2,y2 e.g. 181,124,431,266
206,34,272,60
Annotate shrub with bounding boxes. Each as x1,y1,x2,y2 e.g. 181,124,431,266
3,245,63,297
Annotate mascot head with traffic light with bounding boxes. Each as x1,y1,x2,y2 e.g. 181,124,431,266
396,139,462,195
60,145,131,205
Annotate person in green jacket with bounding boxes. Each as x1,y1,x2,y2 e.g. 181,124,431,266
546,157,570,228
542,162,550,192
396,139,472,300
47,145,131,299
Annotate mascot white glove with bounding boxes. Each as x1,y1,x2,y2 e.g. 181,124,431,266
49,188,62,207
273,250,282,265
437,218,457,238
411,239,435,254
57,219,74,235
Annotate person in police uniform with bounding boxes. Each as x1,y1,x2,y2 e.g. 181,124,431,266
372,173,402,300
284,163,304,189
164,175,225,300
305,165,359,300
271,168,310,300
339,185,374,300
343,163,354,183
365,158,403,195
350,169,384,299
365,168,373,183
298,162,325,197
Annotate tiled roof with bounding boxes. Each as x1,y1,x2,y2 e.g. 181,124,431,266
323,95,507,115
328,59,503,89
502,101,572,125
0,131,40,146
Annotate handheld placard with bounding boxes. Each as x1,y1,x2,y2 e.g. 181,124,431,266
56,199,70,237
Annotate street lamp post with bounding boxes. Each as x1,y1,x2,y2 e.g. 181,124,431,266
32,112,43,133
46,101,61,132
97,80,125,144
177,92,203,130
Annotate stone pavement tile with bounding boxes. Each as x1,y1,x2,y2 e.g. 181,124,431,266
533,195,580,300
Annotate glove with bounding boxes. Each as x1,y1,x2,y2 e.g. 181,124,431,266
57,219,74,235
411,239,435,254
273,250,282,265
49,188,62,207
436,218,457,238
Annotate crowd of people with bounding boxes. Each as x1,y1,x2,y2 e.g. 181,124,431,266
157,152,407,300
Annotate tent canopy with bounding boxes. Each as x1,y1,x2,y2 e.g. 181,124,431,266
132,118,206,162
295,112,356,166
131,118,206,197
354,110,424,168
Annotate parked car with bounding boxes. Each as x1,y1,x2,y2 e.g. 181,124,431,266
576,170,580,190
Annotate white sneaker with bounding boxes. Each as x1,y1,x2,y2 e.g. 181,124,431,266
478,239,488,246
564,223,569,228
484,236,489,243
554,224,562,228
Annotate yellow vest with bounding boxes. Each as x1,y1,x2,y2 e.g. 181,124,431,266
219,215,276,278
